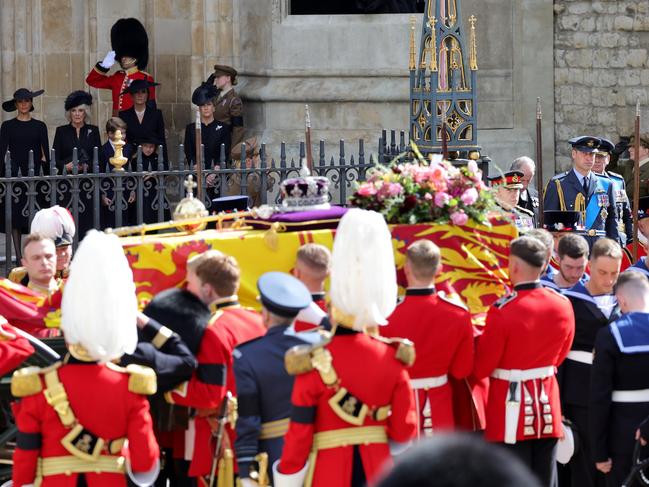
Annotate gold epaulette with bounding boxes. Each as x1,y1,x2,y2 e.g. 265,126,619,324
370,335,416,367
11,362,61,398
106,362,157,395
8,266,27,284
284,331,334,379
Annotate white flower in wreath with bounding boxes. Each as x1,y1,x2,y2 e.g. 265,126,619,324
555,222,565,231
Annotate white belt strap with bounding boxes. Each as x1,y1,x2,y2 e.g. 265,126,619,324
490,365,555,445
612,389,649,403
566,350,593,365
491,366,556,382
410,375,448,390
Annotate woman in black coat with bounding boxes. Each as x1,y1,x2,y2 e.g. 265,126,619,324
0,88,49,258
118,79,167,163
52,91,102,239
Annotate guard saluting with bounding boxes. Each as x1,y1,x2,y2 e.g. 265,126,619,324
234,272,321,487
474,236,575,486
590,272,649,486
274,209,417,487
561,238,623,487
11,231,160,487
544,136,619,246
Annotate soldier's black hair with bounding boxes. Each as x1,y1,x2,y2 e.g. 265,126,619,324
377,434,541,487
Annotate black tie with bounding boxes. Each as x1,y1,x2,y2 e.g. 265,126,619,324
583,176,589,195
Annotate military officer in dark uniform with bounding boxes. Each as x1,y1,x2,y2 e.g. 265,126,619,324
595,137,633,246
208,65,244,149
511,156,540,223
561,238,623,487
489,171,536,232
233,272,321,487
590,271,649,486
544,136,619,247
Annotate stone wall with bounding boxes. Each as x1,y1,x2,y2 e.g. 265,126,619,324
554,0,649,170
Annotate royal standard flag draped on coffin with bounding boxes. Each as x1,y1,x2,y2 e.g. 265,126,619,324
122,215,516,326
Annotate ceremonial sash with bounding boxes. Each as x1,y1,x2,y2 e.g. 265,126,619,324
585,178,610,229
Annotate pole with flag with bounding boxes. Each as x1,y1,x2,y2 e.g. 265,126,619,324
536,97,544,227
633,98,641,261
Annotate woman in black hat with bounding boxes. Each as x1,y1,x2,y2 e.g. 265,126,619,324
118,79,167,162
0,88,49,257
52,90,102,238
183,82,231,170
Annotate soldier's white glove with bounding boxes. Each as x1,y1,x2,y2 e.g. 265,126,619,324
100,51,116,69
295,301,327,326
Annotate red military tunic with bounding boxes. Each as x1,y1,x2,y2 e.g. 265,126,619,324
278,328,418,486
12,358,159,487
85,64,156,116
621,242,647,271
0,319,34,376
381,288,474,432
166,299,265,477
474,282,575,443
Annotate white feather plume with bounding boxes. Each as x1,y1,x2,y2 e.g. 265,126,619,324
330,209,397,329
61,230,137,362
30,206,76,240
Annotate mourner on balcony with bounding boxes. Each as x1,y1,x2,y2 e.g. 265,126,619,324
119,79,167,162
52,90,102,238
208,65,244,149
130,132,169,225
0,88,50,260
184,82,231,171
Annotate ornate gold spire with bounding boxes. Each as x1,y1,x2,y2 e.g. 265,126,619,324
409,16,417,71
469,15,478,71
428,15,438,72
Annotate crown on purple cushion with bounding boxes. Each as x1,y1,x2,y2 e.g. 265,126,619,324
280,165,330,212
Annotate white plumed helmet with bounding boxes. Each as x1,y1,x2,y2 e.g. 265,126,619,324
30,206,76,246
61,230,137,362
329,208,397,330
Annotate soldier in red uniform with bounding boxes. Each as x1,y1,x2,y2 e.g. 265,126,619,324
0,315,34,376
292,243,331,332
11,230,160,487
85,18,156,116
623,195,649,274
166,250,265,481
474,236,575,486
274,209,417,487
381,239,473,434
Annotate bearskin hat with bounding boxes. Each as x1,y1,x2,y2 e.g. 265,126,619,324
142,288,210,354
111,18,149,70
